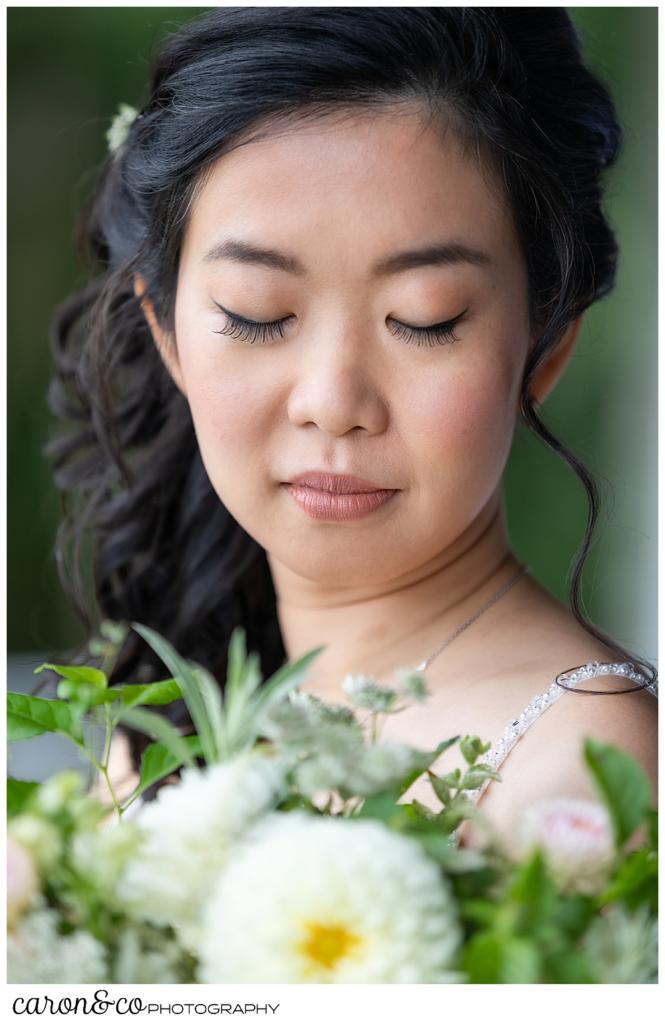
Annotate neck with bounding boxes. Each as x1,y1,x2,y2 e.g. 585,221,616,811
267,488,524,696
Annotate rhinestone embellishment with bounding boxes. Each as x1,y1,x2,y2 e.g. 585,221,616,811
463,661,655,807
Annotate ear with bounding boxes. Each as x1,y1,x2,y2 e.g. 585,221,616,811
528,314,584,407
134,274,187,396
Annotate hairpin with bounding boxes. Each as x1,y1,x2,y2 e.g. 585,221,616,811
106,103,141,154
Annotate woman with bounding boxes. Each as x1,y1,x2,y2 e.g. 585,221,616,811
48,7,657,847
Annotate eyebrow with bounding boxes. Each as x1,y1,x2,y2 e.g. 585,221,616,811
201,238,492,277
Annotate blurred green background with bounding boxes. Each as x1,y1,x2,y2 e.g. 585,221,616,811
7,7,658,667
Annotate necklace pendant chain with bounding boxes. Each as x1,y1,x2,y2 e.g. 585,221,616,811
415,563,530,673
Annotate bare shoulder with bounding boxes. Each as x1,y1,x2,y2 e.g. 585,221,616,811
461,652,658,848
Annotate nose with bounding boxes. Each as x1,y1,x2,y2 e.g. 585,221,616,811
286,332,389,437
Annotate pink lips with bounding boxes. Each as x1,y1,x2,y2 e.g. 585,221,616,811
284,472,398,521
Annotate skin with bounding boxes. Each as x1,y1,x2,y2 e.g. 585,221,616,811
135,107,656,846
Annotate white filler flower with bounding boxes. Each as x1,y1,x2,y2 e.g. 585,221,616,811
8,899,107,984
506,797,615,895
198,812,463,983
116,751,285,950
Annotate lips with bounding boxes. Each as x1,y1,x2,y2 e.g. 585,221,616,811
287,472,393,494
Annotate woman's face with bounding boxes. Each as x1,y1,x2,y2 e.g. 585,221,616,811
161,109,533,587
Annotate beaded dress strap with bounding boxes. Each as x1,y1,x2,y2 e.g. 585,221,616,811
466,661,656,805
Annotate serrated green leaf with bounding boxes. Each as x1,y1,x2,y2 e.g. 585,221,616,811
86,679,183,710
7,692,85,743
34,663,107,690
116,706,197,770
584,737,653,847
7,778,41,817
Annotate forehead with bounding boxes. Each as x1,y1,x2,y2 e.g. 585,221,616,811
181,109,516,268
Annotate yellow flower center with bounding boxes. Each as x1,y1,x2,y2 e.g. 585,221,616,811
297,919,363,970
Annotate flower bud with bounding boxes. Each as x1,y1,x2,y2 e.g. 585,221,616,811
33,770,85,815
7,837,39,928
8,816,62,873
506,797,615,895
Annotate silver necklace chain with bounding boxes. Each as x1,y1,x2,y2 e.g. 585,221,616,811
414,562,531,673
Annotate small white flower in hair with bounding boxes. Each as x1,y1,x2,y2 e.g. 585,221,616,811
106,103,140,154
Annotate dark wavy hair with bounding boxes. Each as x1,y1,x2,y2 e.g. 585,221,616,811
44,6,657,796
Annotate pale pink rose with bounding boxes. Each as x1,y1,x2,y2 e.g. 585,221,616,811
7,837,39,928
508,798,615,895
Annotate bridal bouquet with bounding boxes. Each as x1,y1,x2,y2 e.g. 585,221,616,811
7,622,658,984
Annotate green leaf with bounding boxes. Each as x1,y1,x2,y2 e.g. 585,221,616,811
508,848,558,928
599,848,658,913
192,665,227,755
116,706,197,770
7,692,85,743
416,836,487,873
499,938,542,984
406,798,438,822
7,778,40,817
550,895,596,940
352,789,409,825
250,645,326,714
439,767,462,788
223,628,263,736
460,765,502,790
86,679,183,710
583,737,653,847
427,770,451,805
131,623,219,764
544,949,597,984
34,663,107,690
435,793,478,833
462,933,542,984
460,735,491,766
121,735,204,808
646,809,658,849
395,736,461,798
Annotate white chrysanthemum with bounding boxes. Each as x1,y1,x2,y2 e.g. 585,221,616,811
198,812,464,983
7,899,107,984
580,903,658,984
506,798,615,894
116,751,285,950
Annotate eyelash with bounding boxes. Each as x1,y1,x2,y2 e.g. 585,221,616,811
212,305,467,348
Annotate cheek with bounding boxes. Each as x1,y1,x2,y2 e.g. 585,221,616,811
176,354,278,515
412,354,517,481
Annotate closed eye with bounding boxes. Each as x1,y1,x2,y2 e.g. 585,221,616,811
212,301,468,348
